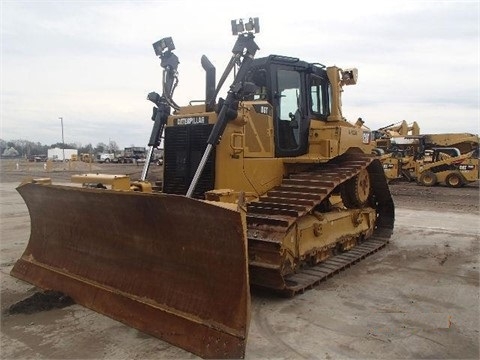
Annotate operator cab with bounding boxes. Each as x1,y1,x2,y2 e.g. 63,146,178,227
431,147,461,162
245,56,331,157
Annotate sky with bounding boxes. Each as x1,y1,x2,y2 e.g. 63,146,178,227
1,0,479,149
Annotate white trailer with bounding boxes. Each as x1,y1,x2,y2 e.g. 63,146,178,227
48,148,78,161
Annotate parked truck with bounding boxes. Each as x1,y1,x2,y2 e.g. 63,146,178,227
117,147,146,163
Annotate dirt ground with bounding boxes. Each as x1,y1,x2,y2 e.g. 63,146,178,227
0,158,478,359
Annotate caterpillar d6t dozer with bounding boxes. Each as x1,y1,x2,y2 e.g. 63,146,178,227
11,18,394,359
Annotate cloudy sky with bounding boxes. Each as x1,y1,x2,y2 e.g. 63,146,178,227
1,0,479,148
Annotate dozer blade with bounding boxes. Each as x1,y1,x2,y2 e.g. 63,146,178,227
11,182,250,359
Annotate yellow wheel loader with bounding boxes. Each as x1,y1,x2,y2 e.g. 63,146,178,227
11,18,394,359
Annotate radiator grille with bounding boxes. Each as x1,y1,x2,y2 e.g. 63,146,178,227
163,124,215,199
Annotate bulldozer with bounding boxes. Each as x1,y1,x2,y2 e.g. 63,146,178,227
11,19,394,359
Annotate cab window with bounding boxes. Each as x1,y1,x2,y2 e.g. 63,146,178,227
310,75,329,119
277,69,301,150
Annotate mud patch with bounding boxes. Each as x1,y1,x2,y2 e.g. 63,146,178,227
5,290,74,315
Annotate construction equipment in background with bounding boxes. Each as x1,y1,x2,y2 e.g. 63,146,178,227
378,131,478,157
79,153,95,163
373,120,479,186
372,120,420,153
379,120,421,136
11,18,394,359
414,148,479,187
381,135,479,187
419,133,479,154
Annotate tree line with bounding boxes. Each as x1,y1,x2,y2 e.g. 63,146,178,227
0,139,120,157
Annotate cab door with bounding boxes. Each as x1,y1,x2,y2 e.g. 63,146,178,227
272,66,309,157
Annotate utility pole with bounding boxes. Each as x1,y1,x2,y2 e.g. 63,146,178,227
59,117,65,162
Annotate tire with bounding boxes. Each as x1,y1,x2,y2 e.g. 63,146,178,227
104,158,110,163
419,171,437,187
445,172,464,188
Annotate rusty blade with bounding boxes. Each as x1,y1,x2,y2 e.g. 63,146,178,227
11,182,250,359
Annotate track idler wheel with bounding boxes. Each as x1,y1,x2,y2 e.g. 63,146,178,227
341,168,371,208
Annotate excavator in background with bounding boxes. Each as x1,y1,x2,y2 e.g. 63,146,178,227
11,19,394,359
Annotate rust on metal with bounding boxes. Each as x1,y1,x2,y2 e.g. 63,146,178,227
11,183,250,359
10,153,395,358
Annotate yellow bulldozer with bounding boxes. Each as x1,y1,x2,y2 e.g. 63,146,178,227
11,19,394,359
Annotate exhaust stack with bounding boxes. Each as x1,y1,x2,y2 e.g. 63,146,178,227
201,55,216,112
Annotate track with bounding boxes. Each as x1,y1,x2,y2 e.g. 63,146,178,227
283,236,389,295
246,153,395,296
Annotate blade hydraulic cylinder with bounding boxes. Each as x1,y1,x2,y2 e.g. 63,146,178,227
141,93,170,181
187,33,259,197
